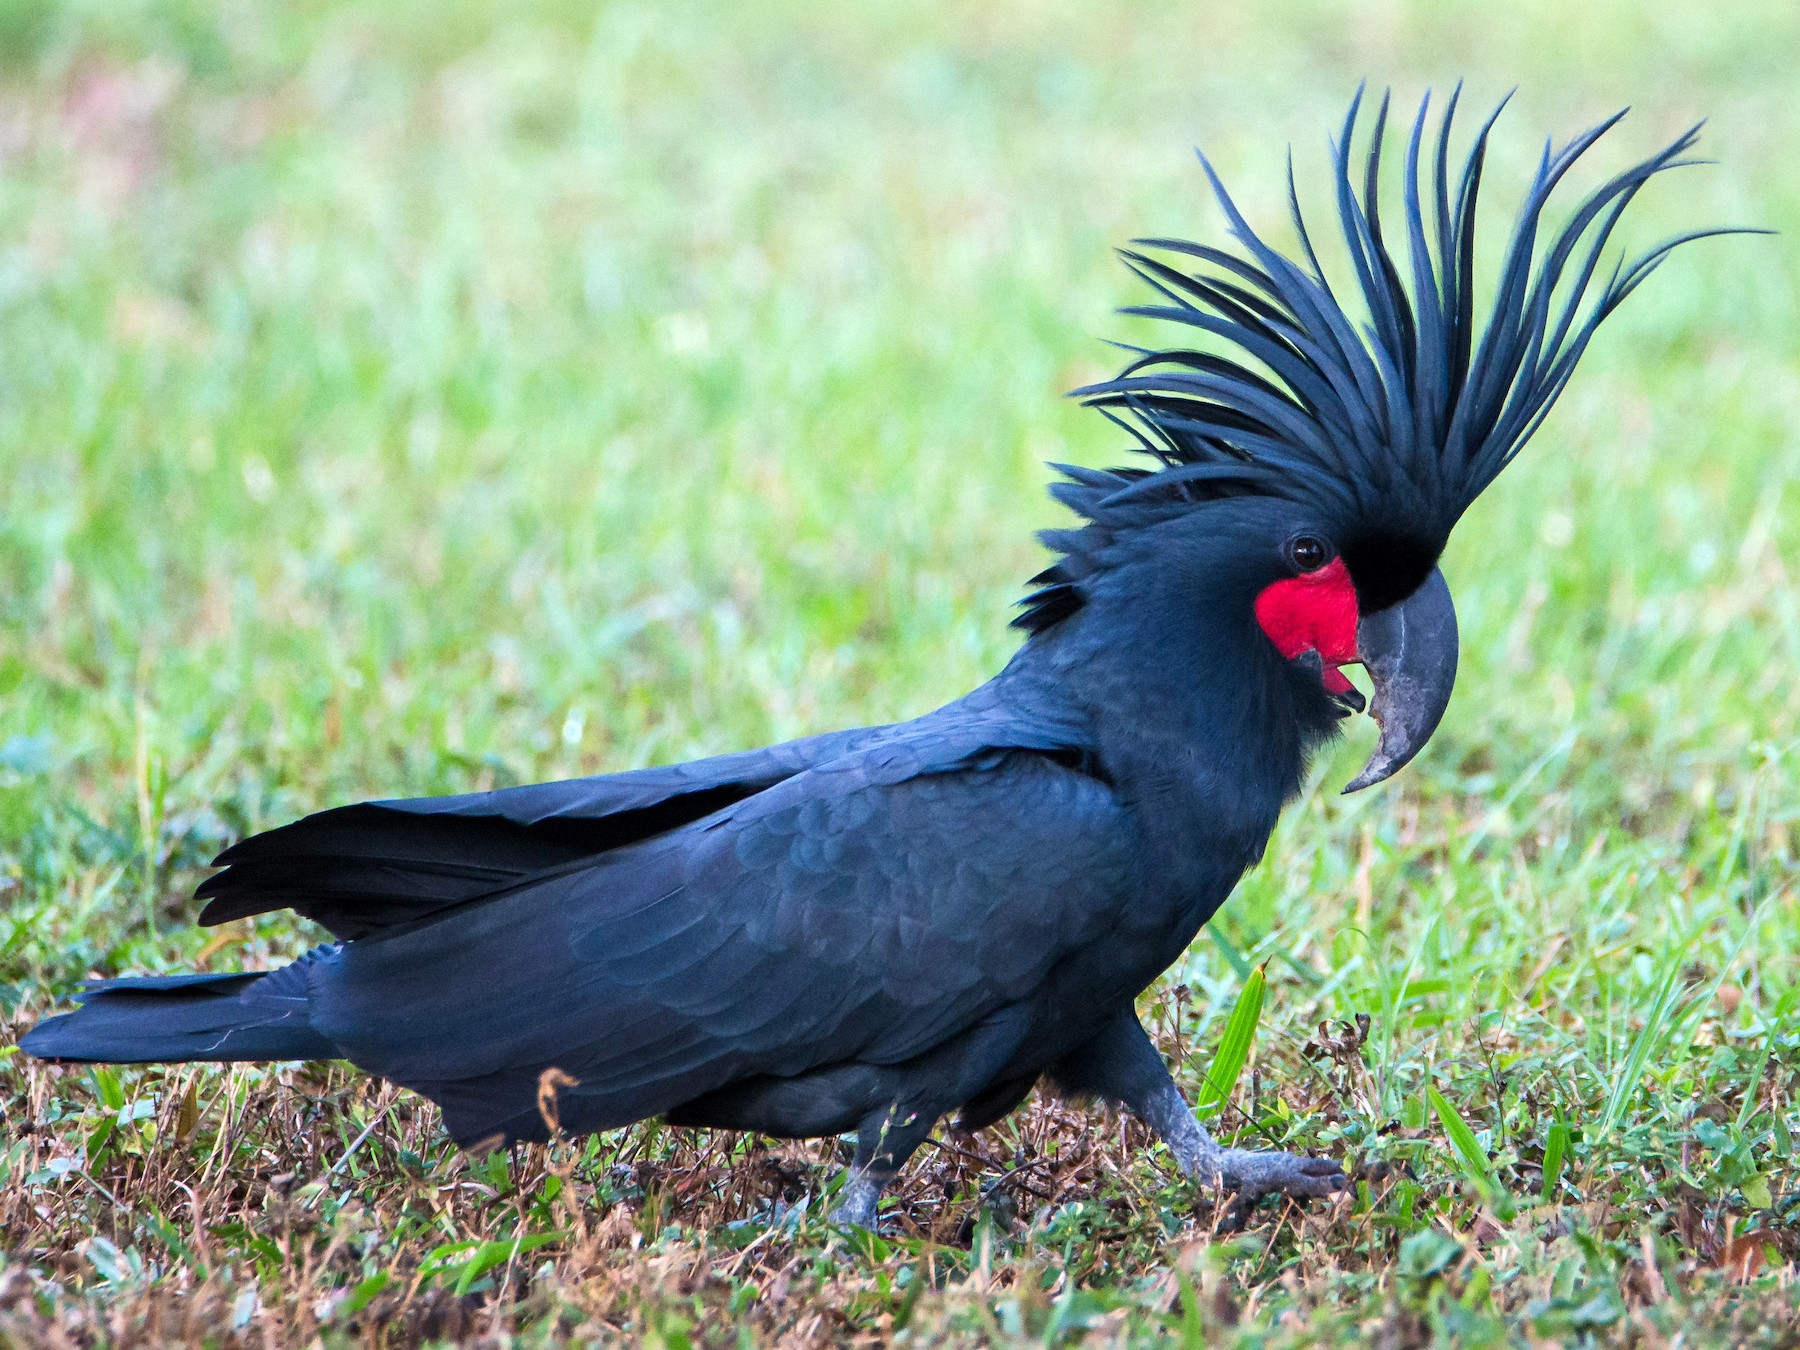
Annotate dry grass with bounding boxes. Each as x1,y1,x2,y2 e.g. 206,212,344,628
8,997,1800,1345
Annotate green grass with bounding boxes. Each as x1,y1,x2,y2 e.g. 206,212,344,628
2,0,1798,1343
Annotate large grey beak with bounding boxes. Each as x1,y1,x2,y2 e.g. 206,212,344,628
1341,567,1459,793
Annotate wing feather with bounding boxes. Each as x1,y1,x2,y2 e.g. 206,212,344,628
308,746,1132,1143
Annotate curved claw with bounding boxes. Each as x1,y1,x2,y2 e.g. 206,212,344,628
1208,1148,1350,1231
1219,1148,1349,1197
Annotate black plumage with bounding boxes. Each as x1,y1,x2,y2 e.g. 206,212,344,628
22,92,1739,1225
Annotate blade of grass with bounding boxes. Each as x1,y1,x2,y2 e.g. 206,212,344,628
1428,1085,1514,1219
1195,963,1265,1119
1540,1119,1570,1203
1205,926,1253,980
1597,956,1686,1143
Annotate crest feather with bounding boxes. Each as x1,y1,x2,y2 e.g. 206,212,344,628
1017,88,1754,634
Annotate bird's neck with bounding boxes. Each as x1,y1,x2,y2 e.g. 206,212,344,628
1003,603,1341,862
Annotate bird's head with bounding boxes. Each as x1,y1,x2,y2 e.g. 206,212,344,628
1019,89,1741,793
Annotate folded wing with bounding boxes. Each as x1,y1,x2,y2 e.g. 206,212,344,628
304,744,1134,1145
195,726,888,938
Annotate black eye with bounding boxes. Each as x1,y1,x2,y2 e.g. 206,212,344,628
1287,535,1332,573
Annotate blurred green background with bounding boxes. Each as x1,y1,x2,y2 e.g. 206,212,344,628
0,1,1790,853
0,0,1797,1337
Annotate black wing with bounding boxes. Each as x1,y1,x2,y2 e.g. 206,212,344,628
303,744,1135,1145
195,676,1091,942
195,726,888,938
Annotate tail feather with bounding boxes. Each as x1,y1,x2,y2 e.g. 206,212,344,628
21,957,338,1065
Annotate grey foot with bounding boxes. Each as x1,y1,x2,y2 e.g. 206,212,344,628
1073,1013,1348,1232
1216,1147,1347,1197
1207,1148,1347,1230
829,1174,882,1229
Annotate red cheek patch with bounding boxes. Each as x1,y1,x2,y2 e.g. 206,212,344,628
1254,557,1360,693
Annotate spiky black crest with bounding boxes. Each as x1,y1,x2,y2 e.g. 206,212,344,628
1018,88,1742,632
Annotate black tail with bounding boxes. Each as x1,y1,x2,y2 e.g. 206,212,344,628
20,958,337,1065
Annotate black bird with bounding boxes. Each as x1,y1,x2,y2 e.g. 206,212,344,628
23,92,1734,1227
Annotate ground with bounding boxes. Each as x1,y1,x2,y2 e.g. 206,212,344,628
1,1,1798,1345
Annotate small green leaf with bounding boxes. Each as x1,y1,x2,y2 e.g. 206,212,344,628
1398,1226,1462,1281
1461,1264,1493,1309
1428,1087,1486,1178
1541,1120,1569,1202
1195,963,1266,1118
92,1066,124,1113
333,1271,390,1320
419,1232,562,1295
1742,1172,1773,1210
1428,1085,1514,1219
85,1117,116,1169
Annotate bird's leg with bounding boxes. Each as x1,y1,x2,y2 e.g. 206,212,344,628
1050,1010,1346,1224
1131,1072,1345,1222
828,1100,936,1229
